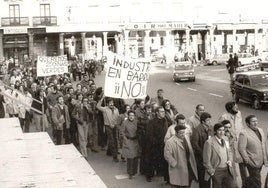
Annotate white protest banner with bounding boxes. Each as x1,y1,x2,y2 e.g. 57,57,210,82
37,55,68,77
104,53,151,99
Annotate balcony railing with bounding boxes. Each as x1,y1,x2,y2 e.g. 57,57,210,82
1,17,29,26
32,16,57,26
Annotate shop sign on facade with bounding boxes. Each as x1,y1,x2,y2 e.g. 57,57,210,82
126,22,187,30
4,28,28,34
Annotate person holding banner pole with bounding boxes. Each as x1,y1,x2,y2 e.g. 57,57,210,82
97,94,120,162
31,89,48,132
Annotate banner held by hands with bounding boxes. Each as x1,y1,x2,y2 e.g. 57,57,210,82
104,53,151,99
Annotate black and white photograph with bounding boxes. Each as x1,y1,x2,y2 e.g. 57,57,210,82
0,0,268,187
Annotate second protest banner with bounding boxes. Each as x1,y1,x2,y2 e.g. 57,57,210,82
37,55,68,77
104,53,151,99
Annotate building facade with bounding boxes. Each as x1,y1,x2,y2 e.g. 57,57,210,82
0,0,268,65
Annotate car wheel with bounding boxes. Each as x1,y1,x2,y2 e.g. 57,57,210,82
212,61,217,65
252,97,262,110
261,67,264,71
192,77,195,82
234,93,239,103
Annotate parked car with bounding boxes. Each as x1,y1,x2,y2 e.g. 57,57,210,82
237,53,261,66
173,61,195,82
259,54,268,71
204,54,229,65
232,71,268,109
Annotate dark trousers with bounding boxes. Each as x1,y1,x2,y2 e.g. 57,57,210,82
9,114,18,118
97,115,106,148
212,167,235,188
171,185,189,188
72,71,77,81
197,165,209,188
63,125,70,144
19,111,31,133
106,126,118,159
127,157,138,176
139,147,146,174
144,157,154,178
239,163,248,187
55,129,63,145
69,122,78,147
163,159,170,183
244,165,262,188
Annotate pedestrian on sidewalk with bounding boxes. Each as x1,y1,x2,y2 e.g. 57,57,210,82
226,54,236,81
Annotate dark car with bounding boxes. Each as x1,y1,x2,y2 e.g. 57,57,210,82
233,71,268,109
260,55,268,71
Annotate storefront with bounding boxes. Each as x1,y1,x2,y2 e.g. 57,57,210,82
2,28,29,66
123,22,190,60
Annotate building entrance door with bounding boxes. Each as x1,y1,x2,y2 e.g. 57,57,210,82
4,47,28,67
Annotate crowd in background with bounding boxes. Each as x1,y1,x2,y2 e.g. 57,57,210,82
0,57,267,188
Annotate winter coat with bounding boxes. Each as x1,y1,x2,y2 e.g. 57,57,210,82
122,118,139,158
164,135,198,186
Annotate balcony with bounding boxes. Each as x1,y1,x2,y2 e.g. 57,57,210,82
32,16,57,26
1,17,29,27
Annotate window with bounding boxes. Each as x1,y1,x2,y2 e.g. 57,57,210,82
40,4,50,17
9,4,20,24
236,75,244,84
40,4,51,23
243,77,250,86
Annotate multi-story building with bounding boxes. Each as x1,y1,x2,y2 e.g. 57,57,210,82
0,0,268,65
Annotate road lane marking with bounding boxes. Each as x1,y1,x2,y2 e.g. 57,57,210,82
187,87,197,91
197,75,229,84
175,83,180,86
209,93,223,98
209,68,226,72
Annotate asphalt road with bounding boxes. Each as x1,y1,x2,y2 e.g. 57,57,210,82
90,63,268,188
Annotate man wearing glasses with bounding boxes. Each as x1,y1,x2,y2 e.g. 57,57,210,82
145,106,169,183
222,120,235,151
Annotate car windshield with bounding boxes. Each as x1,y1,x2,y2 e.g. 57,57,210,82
251,74,268,86
175,64,193,70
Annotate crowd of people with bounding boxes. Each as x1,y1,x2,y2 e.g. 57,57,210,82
0,58,267,188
